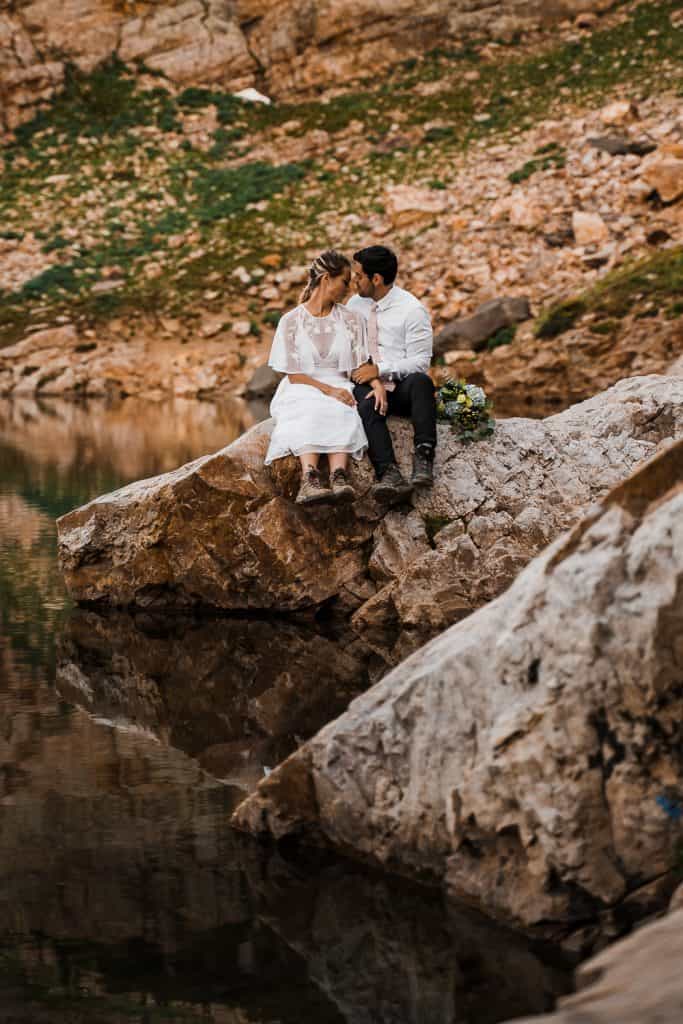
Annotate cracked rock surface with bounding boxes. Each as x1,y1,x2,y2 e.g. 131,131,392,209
233,435,683,930
58,375,683,665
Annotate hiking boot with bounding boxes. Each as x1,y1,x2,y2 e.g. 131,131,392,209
411,444,435,487
330,468,356,505
295,468,333,506
371,463,413,503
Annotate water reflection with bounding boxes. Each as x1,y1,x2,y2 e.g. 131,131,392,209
0,667,568,1022
56,608,374,790
0,395,254,683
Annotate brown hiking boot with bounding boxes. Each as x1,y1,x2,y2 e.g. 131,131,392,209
330,468,356,505
371,463,413,504
295,467,333,506
411,444,435,487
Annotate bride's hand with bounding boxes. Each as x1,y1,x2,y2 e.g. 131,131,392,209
367,380,388,416
329,386,356,408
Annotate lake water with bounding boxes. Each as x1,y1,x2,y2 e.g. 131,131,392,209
0,395,570,1023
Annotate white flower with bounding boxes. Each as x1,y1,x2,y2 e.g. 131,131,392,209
464,384,487,408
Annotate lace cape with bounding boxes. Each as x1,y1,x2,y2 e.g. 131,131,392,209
268,304,368,376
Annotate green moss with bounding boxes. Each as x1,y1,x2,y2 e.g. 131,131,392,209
487,324,516,350
536,299,587,339
508,144,566,183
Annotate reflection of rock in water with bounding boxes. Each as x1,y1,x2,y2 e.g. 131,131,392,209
256,862,571,1024
56,608,375,791
0,650,569,1023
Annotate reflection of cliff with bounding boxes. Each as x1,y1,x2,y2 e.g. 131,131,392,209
0,396,252,511
56,609,373,790
0,663,569,1023
257,867,571,1024
0,670,344,1023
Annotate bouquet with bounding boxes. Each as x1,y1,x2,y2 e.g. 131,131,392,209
436,378,494,442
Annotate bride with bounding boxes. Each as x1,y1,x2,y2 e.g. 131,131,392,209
265,249,384,505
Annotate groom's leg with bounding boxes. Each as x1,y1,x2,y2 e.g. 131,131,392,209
389,373,437,451
353,383,397,479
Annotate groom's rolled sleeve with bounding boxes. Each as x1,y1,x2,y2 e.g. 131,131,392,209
378,305,433,379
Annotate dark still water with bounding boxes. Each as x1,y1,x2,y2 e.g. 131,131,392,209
0,395,569,1023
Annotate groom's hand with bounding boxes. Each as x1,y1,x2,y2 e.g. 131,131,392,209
352,361,379,384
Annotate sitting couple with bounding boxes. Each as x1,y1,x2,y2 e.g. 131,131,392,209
265,245,437,505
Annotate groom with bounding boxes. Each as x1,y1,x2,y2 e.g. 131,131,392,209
347,245,437,501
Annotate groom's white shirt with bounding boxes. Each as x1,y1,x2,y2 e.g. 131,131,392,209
346,285,433,382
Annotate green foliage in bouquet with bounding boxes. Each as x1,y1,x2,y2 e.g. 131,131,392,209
436,379,494,442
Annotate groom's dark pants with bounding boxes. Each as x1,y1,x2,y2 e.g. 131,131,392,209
353,372,437,479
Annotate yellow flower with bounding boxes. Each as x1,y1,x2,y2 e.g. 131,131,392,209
457,393,466,404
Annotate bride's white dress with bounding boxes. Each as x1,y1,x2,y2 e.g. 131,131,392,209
265,303,369,465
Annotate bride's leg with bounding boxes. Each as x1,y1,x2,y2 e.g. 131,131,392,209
328,453,349,473
299,453,320,473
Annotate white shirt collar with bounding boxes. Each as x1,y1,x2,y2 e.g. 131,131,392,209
376,285,398,311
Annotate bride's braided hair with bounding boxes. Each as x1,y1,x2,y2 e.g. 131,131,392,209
299,249,350,303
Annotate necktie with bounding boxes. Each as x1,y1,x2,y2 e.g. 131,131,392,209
367,303,395,391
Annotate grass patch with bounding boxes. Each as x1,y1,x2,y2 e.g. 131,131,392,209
537,246,683,338
487,324,517,350
508,143,566,184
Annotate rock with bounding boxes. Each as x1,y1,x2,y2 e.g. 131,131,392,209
640,144,683,203
384,185,450,228
233,87,271,104
600,99,639,126
445,315,683,420
587,135,657,157
244,363,281,400
508,191,545,230
572,210,610,245
505,909,683,1023
58,376,683,663
0,3,656,130
434,296,532,354
233,438,683,930
670,884,683,912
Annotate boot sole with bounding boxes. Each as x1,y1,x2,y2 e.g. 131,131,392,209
371,483,413,504
296,490,335,506
410,473,434,487
331,485,356,505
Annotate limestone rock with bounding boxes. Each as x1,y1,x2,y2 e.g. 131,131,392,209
58,377,683,668
233,438,683,929
384,184,450,228
587,135,657,157
434,296,531,354
446,315,683,419
600,99,639,126
572,210,610,245
506,909,683,1023
244,363,281,400
640,144,683,203
1,1,617,129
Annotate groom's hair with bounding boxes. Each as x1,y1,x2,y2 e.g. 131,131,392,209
353,245,398,285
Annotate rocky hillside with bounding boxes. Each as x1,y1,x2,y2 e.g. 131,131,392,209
1,0,622,129
1,1,682,409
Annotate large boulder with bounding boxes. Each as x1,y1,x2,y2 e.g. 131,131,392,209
506,907,683,1023
233,438,683,931
58,376,683,667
